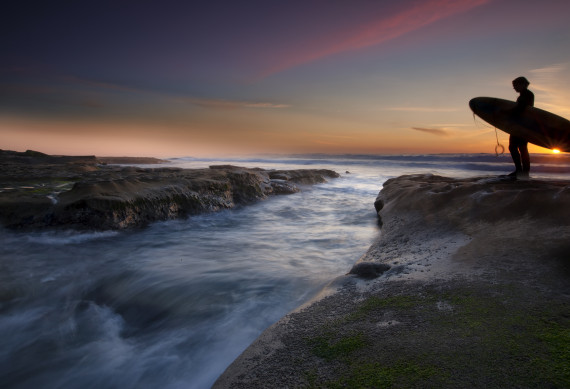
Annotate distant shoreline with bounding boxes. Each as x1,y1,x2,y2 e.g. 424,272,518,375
96,156,168,164
0,149,168,165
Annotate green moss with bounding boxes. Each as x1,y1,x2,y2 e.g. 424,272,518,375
363,295,420,310
304,369,319,389
29,187,55,195
346,295,425,322
534,321,570,387
308,332,365,361
13,180,75,195
304,285,569,388
327,362,444,389
429,290,570,387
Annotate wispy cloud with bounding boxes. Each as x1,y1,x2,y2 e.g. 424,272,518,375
243,102,290,109
61,75,290,109
181,97,290,110
386,106,459,112
79,99,105,108
67,75,291,110
261,0,490,77
0,83,107,110
530,64,566,76
529,63,570,115
59,75,140,93
2,70,290,112
411,127,450,137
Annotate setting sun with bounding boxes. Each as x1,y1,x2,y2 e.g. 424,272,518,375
552,149,561,154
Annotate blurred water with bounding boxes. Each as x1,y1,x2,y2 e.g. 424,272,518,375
1,153,569,388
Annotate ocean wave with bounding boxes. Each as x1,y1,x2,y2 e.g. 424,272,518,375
21,230,120,245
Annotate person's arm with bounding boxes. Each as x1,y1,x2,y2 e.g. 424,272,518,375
509,90,534,115
514,90,534,113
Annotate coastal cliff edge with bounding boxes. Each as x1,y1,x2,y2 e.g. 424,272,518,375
214,174,570,388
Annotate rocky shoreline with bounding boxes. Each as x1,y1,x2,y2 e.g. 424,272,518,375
4,150,569,387
0,150,339,230
215,174,570,388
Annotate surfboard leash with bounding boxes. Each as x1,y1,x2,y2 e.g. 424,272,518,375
494,127,505,156
472,112,505,156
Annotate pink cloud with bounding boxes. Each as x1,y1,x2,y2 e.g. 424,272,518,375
260,0,491,77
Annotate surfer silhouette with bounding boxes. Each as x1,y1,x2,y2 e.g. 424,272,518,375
508,76,534,179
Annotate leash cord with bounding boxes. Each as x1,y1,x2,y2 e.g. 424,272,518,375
494,127,505,156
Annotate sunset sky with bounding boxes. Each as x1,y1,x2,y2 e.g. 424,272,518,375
2,0,569,157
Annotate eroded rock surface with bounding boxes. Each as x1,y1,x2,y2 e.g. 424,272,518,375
215,174,570,389
0,150,339,230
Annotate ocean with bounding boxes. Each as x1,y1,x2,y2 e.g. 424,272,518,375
1,153,569,389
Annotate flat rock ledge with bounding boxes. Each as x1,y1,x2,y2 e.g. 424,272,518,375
215,174,570,389
0,150,339,230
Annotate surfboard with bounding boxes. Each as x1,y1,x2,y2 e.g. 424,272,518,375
469,97,570,152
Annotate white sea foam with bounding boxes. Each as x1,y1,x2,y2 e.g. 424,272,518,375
23,230,120,245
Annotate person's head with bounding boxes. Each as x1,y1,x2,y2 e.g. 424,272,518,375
512,76,530,92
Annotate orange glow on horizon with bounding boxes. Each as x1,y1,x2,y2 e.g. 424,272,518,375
1,114,494,158
1,114,565,158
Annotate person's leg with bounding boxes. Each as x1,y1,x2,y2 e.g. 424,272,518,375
520,141,530,172
509,135,523,174
516,141,530,179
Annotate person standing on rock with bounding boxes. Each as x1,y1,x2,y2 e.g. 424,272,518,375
508,76,534,180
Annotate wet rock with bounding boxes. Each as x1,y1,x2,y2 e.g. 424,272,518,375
268,169,340,184
0,151,339,230
97,156,166,165
374,196,384,214
214,173,570,389
269,180,300,195
348,262,391,279
376,174,570,225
